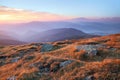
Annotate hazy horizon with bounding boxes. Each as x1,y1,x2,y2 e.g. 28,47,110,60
0,0,120,43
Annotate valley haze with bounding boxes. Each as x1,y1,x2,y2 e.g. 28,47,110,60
0,17,120,43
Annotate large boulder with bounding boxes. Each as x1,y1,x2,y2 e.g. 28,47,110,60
76,44,105,56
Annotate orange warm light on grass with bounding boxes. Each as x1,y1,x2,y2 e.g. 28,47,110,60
0,6,70,23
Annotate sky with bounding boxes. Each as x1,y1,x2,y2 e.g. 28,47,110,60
0,0,120,23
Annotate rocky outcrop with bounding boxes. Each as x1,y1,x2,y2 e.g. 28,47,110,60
76,44,106,56
40,44,54,52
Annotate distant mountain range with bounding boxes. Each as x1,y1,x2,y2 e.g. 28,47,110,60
0,39,25,46
26,28,97,42
1,17,120,35
0,31,13,40
0,31,25,45
0,28,97,45
0,17,120,44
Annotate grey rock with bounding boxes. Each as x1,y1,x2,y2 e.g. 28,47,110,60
87,49,97,56
60,60,73,67
41,44,53,52
11,57,20,63
76,44,105,56
108,48,117,51
40,68,50,73
85,75,95,80
17,51,26,57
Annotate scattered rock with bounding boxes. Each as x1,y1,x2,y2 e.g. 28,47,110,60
11,57,20,63
39,64,45,70
36,62,50,73
16,50,26,57
60,60,73,67
76,44,106,56
85,75,95,80
39,67,50,73
40,44,53,52
76,45,97,56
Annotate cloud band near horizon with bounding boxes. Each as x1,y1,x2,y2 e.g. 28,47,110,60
0,6,71,23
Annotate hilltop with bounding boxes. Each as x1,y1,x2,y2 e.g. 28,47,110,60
1,17,120,41
27,28,96,42
0,31,25,46
0,34,120,80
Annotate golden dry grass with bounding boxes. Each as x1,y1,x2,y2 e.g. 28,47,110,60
0,34,120,80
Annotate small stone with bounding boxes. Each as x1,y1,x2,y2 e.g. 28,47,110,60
85,75,95,80
60,60,73,67
11,57,20,63
40,68,50,73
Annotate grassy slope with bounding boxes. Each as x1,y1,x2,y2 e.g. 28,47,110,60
0,34,120,80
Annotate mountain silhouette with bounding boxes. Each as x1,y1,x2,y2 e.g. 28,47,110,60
27,28,96,42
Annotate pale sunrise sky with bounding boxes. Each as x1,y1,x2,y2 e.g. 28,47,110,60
0,0,120,23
